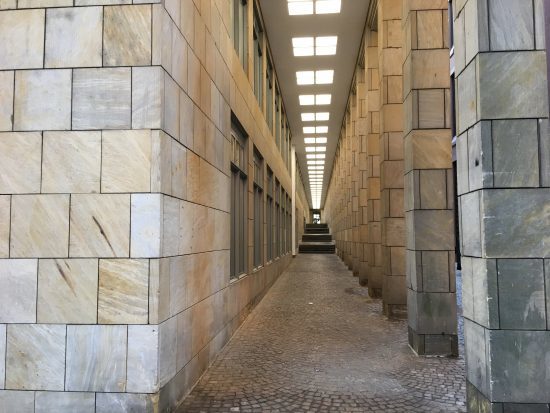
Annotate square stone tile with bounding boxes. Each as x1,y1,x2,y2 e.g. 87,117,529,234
0,132,41,193
419,169,447,209
42,131,101,193
35,392,95,413
127,325,159,393
45,7,102,68
489,0,534,51
418,89,445,129
459,191,481,257
14,69,72,131
416,10,443,49
0,9,44,70
37,258,98,324
0,390,35,413
104,5,151,66
96,393,157,413
11,195,70,258
0,71,13,131
132,66,163,129
72,68,131,130
69,194,130,257
98,259,149,324
0,259,37,323
101,130,151,192
131,194,162,258
6,324,66,390
66,325,127,392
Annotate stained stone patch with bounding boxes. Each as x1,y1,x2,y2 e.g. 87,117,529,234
459,191,481,257
464,319,488,396
488,0,534,51
0,132,42,194
45,6,103,68
6,324,66,390
0,9,44,70
35,392,95,413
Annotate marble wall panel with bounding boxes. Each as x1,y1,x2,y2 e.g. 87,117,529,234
0,390,35,413
132,66,164,129
131,194,162,258
35,392,95,413
0,324,5,388
0,132,41,194
0,259,37,323
0,71,13,131
127,325,159,393
488,0,534,51
0,9,44,70
96,393,157,413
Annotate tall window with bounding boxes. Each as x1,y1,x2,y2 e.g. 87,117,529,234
253,149,263,268
281,190,286,254
266,168,274,261
275,179,280,258
266,58,274,131
275,88,281,149
286,194,291,252
253,6,263,106
230,117,248,279
233,0,248,71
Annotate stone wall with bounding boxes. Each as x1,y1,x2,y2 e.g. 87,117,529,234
0,1,307,411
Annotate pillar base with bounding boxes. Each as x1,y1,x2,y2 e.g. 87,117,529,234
368,287,382,298
384,304,407,319
408,327,458,357
467,382,550,413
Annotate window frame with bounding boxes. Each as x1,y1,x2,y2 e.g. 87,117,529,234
233,0,248,72
253,148,264,268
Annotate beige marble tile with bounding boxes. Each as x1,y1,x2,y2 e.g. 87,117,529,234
19,0,71,6
42,131,101,193
0,132,41,193
0,259,37,323
0,196,7,258
98,259,149,324
66,325,127,392
69,194,130,258
127,325,159,393
159,316,177,386
76,0,130,4
164,72,180,139
0,0,17,9
101,130,151,193
45,7,102,68
150,130,172,193
0,71,13,131
37,258,98,324
0,391,34,413
6,324,66,390
171,140,187,199
131,194,162,258
179,90,194,148
104,5,152,66
96,393,157,413
14,69,72,131
162,196,180,257
11,195,70,258
172,26,188,90
0,9,44,70
0,324,4,388
35,392,95,413
132,66,164,129
72,68,131,130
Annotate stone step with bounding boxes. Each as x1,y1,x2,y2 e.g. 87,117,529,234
305,227,329,234
302,233,333,242
298,241,336,254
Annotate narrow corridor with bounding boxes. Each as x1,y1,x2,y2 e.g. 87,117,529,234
178,255,466,413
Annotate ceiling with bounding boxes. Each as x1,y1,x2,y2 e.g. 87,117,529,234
259,0,370,209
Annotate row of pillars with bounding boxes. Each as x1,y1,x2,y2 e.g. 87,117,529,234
325,0,550,410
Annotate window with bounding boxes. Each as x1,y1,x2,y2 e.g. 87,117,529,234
266,168,274,261
253,149,264,268
275,88,281,149
253,6,263,107
233,0,248,71
275,179,281,257
267,58,274,132
230,117,248,279
287,194,292,252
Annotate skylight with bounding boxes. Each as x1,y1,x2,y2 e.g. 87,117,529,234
303,126,328,134
296,70,334,85
288,0,341,15
292,36,338,56
302,113,330,122
299,94,332,106
288,0,313,15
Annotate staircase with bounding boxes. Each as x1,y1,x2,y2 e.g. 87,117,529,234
298,223,335,254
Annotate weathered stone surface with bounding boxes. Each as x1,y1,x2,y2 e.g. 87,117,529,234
14,69,72,131
42,131,101,193
419,169,447,209
66,325,127,392
35,392,95,413
0,259,37,323
408,290,457,334
483,189,549,258
18,0,72,7
0,390,34,412
6,324,66,390
131,194,162,257
0,71,13,130
11,195,70,258
404,129,451,173
72,68,131,130
489,0,534,51
0,9,44,69
546,260,550,330
37,259,98,324
540,119,550,188
420,251,451,292
132,66,164,129
0,324,5,388
498,259,546,330
96,393,157,413
492,120,539,188
45,7,102,68
98,259,149,324
159,316,177,387
407,210,454,251
104,5,151,66
460,191,481,257
468,121,493,191
456,132,469,195
127,325,159,393
69,194,130,257
457,60,476,134
417,89,445,129
464,319,488,396
0,132,42,193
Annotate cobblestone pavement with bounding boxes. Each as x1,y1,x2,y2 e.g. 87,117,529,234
177,254,466,413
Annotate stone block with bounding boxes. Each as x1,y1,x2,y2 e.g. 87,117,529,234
483,189,549,258
492,120,539,188
411,49,449,89
416,10,443,49
6,324,66,390
547,260,550,330
66,325,127,392
37,259,98,324
470,258,499,328
459,191,481,257
0,326,3,386
98,259,149,324
42,131,101,193
420,250,451,292
131,194,162,257
45,7,102,68
104,5,151,66
127,325,159,393
457,60,476,134
72,68,131,130
540,119,550,187
489,0,534,51
0,132,41,193
11,195,69,258
456,131,469,195
382,104,403,133
0,9,44,70
70,194,130,257
382,160,404,189
404,129,451,173
14,69,72,131
418,89,445,129
503,404,550,413
101,130,152,192
0,390,34,413
35,392,95,413
96,393,157,413
498,259,545,330
408,210,454,251
478,52,548,120
0,71,13,130
159,316,177,387
468,121,493,191
419,169,447,210
132,66,164,129
385,217,405,247
464,319,489,396
464,0,489,65
0,259,37,323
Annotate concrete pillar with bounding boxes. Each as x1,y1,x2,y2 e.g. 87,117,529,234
378,0,406,317
402,1,457,356
453,0,550,409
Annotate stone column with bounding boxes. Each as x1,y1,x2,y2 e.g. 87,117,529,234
351,89,361,276
378,0,406,317
403,1,457,356
453,0,550,409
